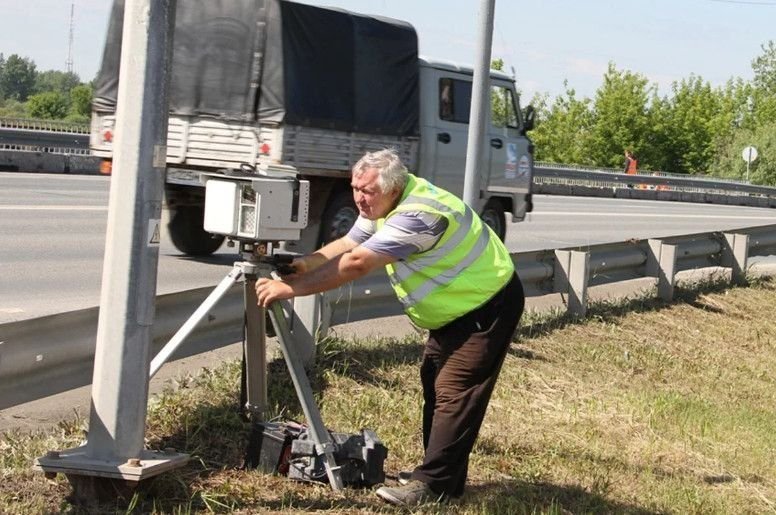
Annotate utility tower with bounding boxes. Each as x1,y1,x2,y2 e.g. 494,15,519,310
65,1,75,73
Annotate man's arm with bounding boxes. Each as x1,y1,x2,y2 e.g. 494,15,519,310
256,245,396,307
291,235,359,275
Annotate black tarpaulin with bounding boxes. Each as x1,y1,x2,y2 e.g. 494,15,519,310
93,0,419,136
93,0,264,121
277,2,418,134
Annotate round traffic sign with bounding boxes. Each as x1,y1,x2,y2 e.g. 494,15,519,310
742,146,758,163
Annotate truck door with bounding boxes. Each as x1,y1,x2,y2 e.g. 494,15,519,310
428,73,472,195
486,81,532,219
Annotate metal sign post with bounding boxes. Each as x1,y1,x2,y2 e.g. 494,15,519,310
462,0,496,209
742,145,758,183
34,0,188,497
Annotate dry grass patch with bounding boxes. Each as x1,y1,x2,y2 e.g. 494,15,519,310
1,278,774,513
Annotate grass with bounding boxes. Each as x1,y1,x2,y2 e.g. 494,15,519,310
1,277,775,514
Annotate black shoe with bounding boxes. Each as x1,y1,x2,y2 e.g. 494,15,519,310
376,480,446,506
397,470,412,486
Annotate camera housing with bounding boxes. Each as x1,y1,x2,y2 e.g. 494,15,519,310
202,165,310,242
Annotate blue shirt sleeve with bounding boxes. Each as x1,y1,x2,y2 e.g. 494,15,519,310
360,211,448,260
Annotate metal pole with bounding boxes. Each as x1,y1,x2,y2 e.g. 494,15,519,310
746,157,751,183
462,0,496,209
86,0,175,460
35,0,187,488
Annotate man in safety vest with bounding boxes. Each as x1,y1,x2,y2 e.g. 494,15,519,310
255,148,525,506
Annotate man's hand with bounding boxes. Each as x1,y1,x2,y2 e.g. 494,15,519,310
255,278,295,307
276,257,307,281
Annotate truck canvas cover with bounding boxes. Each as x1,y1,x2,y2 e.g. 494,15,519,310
93,0,419,136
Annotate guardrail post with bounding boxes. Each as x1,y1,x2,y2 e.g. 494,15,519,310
554,249,589,317
553,250,571,294
648,239,678,301
722,233,749,285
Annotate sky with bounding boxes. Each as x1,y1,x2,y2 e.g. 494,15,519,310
2,0,775,103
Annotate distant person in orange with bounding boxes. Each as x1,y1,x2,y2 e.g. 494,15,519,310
624,150,638,174
624,149,638,188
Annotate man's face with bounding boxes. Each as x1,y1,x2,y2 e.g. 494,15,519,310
351,167,400,220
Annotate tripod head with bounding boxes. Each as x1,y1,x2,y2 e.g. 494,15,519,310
235,240,297,275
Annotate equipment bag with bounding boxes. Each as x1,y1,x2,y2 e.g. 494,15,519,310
244,421,387,487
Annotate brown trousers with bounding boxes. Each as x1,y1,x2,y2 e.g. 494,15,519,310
411,273,524,496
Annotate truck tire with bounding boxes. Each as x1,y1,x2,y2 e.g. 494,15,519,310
319,189,358,245
481,199,507,242
167,205,225,256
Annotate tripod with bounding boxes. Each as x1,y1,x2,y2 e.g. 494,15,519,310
150,242,344,491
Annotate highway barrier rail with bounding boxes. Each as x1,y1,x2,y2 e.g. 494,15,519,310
2,223,775,410
0,118,96,172
534,163,776,209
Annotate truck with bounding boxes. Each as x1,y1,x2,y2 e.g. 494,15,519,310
91,0,534,255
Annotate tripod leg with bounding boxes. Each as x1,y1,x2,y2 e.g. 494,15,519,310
150,265,243,378
267,302,344,491
242,274,267,417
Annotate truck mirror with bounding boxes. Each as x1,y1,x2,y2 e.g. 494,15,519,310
521,105,535,134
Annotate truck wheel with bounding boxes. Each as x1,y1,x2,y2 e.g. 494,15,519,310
481,199,507,241
167,205,225,256
319,190,358,245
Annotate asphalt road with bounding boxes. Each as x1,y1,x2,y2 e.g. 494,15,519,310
2,171,776,324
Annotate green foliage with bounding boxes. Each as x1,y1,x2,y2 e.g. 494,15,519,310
68,83,92,118
527,41,776,179
587,63,653,169
711,120,776,186
26,91,69,119
647,76,739,175
530,83,594,165
0,97,26,117
751,39,776,96
0,54,37,101
34,70,80,96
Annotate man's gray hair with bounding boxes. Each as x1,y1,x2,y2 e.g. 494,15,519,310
352,148,409,193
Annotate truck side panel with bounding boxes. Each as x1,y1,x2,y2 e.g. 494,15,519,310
91,113,418,175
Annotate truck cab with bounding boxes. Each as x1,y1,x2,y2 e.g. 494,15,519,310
417,57,533,240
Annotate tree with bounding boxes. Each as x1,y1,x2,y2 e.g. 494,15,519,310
35,70,81,96
747,42,776,129
0,98,26,118
752,40,776,96
26,91,69,119
529,82,594,165
0,54,37,101
0,53,5,98
653,76,732,175
587,63,653,169
68,84,93,121
712,121,776,186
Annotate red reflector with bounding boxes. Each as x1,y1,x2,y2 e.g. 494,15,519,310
103,130,113,143
100,160,113,175
260,143,270,155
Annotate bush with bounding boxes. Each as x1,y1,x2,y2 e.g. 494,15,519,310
26,91,69,119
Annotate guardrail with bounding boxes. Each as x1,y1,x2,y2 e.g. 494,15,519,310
0,117,90,134
2,223,775,410
534,165,776,208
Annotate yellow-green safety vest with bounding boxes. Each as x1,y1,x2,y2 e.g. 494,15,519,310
380,174,514,329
